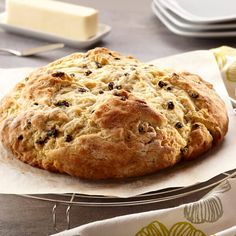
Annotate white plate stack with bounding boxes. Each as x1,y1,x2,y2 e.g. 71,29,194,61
152,0,236,37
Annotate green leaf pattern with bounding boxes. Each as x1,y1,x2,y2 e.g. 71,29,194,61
169,222,206,236
135,221,206,236
135,221,168,236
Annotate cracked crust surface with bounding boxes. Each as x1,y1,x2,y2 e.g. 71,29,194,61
0,48,228,179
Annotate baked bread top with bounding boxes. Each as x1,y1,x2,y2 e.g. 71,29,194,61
0,48,228,179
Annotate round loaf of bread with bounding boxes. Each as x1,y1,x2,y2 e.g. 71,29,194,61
0,48,228,179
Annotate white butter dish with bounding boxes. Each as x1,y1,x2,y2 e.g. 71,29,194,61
0,12,111,48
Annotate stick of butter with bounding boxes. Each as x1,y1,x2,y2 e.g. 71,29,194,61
6,0,98,41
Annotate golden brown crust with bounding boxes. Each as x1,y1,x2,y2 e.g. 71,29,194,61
0,48,229,179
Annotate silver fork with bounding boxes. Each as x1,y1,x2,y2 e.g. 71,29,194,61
0,43,64,56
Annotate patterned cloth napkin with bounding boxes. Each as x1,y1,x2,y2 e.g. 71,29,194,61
211,46,236,100
52,47,236,236
52,178,236,236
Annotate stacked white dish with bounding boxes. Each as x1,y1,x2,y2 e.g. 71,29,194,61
152,0,236,37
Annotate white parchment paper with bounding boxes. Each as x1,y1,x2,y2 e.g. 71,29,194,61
0,50,235,197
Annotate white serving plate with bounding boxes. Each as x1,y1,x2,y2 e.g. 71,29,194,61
158,0,236,23
152,2,236,38
0,12,111,48
154,0,236,31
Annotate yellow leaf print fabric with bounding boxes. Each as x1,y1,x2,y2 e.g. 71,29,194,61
135,221,206,236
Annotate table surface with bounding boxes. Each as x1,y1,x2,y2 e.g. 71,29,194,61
0,0,236,235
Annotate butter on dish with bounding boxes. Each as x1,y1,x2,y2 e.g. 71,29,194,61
6,0,98,41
